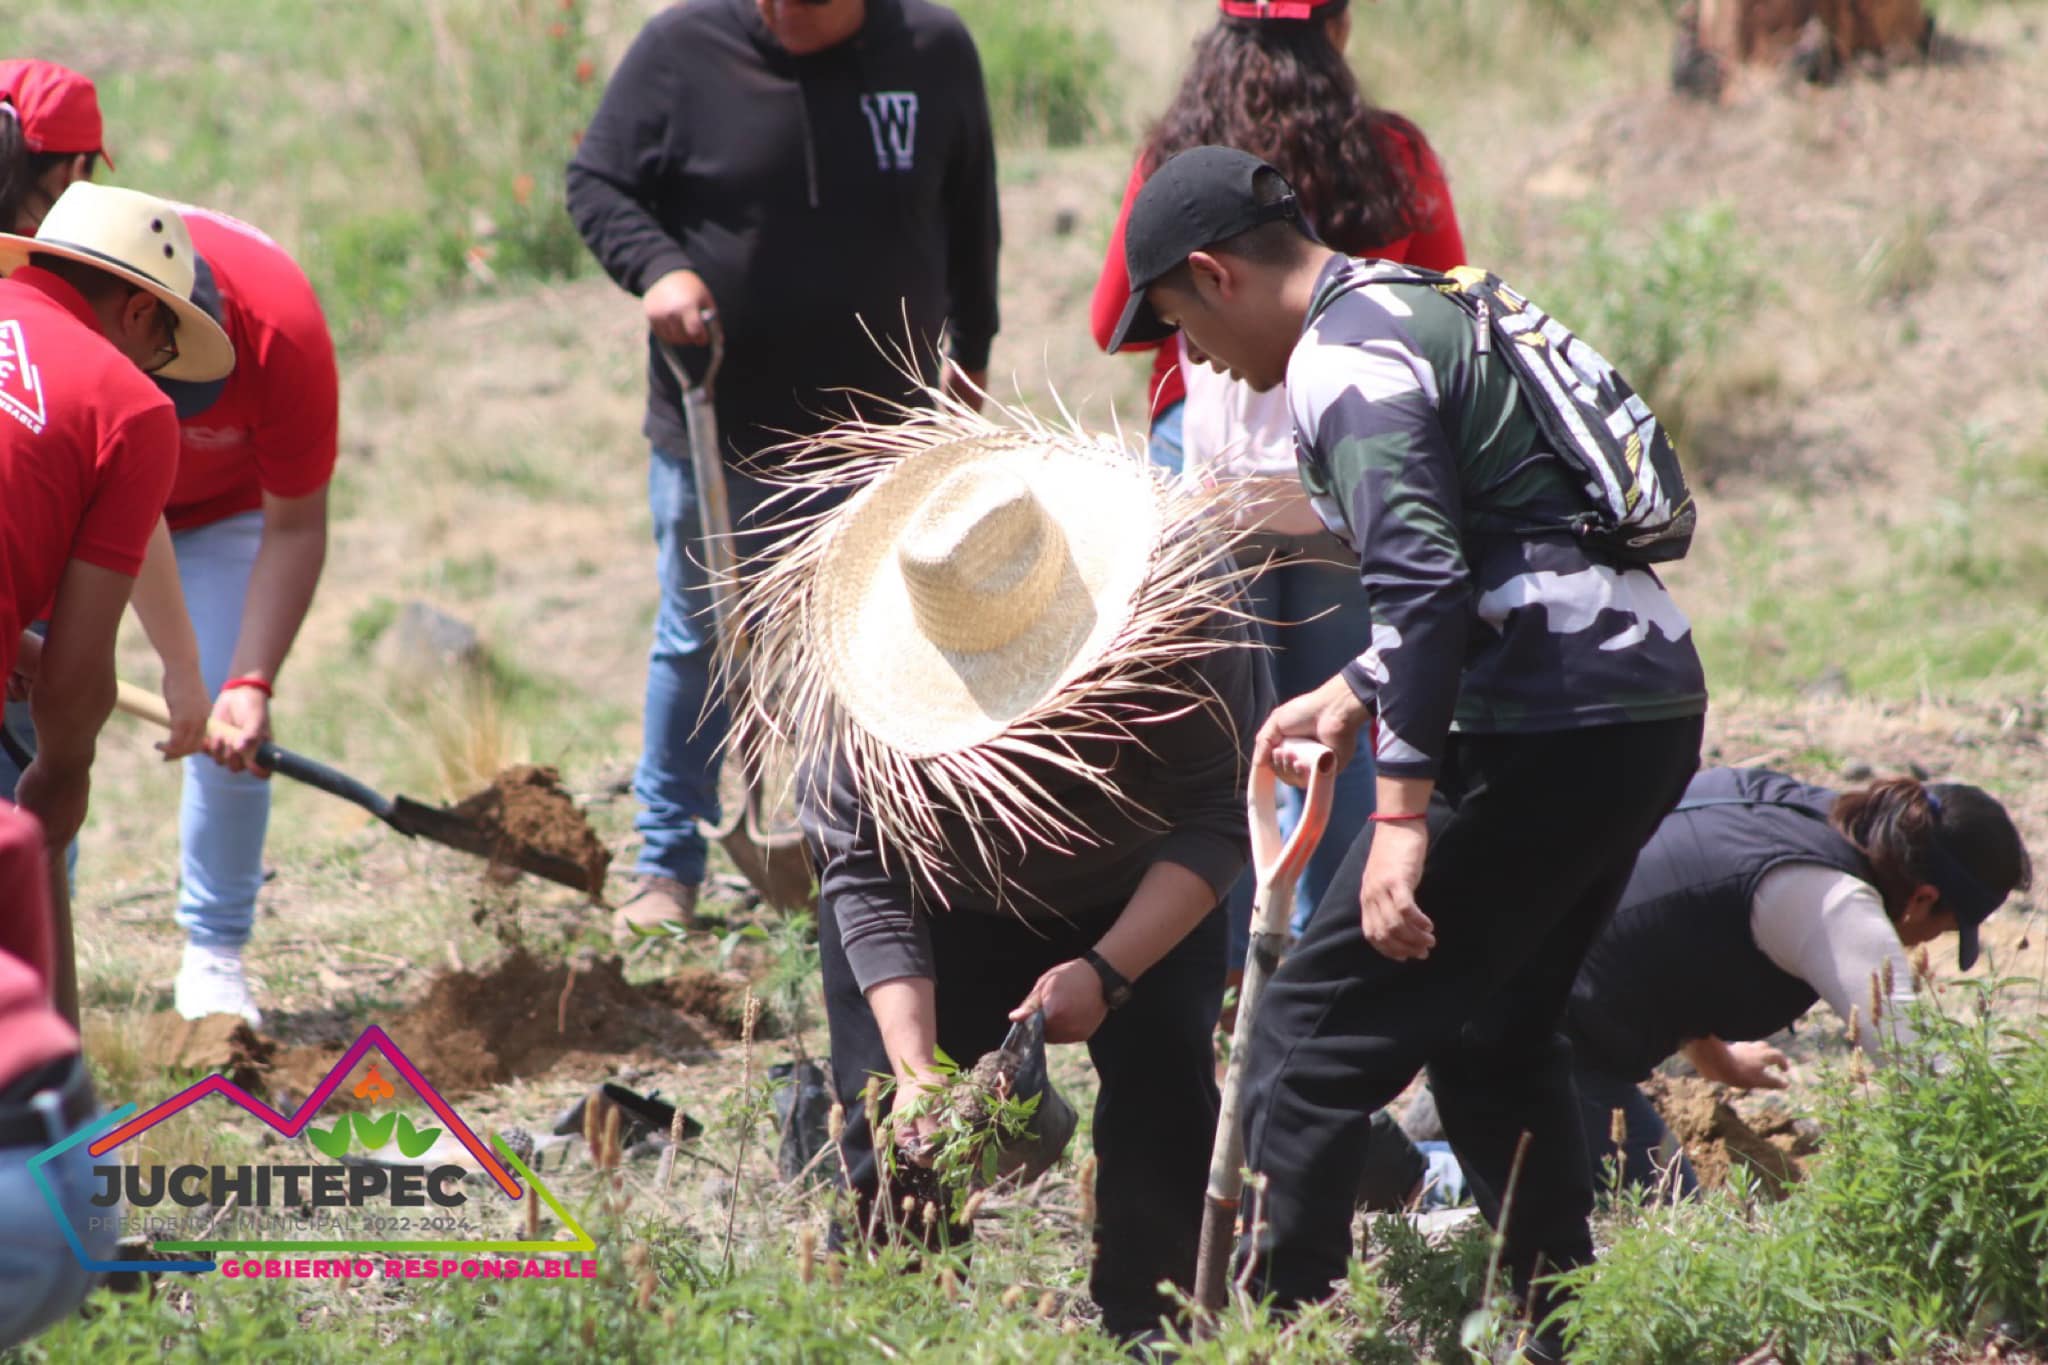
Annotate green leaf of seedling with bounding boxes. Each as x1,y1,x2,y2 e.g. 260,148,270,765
308,1122,352,1160
393,1114,442,1160
353,1112,398,1151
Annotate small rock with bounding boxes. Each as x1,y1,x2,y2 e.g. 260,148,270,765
378,601,486,678
1801,665,1850,701
1842,760,1874,781
1051,207,1078,237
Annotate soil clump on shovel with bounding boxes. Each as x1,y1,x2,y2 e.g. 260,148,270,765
447,764,611,896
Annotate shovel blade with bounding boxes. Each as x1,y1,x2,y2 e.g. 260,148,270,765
386,796,599,897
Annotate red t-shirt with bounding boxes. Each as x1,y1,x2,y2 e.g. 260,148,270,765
0,803,80,1088
0,267,181,682
1088,123,1468,424
165,207,339,531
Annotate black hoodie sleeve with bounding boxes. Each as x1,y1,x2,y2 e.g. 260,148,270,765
941,26,1000,372
566,14,696,297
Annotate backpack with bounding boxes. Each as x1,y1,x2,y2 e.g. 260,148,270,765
1321,260,1697,565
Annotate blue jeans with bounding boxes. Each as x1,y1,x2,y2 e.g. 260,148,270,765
1146,399,1185,476
633,444,782,885
0,1058,115,1350
1225,545,1377,965
174,511,270,948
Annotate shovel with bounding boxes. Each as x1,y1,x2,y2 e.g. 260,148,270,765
1193,737,1336,1313
112,681,599,895
657,322,813,913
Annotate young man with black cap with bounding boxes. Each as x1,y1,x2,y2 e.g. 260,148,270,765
567,0,1001,933
1108,145,1709,1350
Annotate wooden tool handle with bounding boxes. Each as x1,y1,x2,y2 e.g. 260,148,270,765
115,679,176,729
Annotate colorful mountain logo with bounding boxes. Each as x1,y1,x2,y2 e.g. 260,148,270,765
33,1025,594,1273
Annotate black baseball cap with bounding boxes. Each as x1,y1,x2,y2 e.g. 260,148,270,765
153,253,228,420
1923,785,2029,970
1106,145,1308,353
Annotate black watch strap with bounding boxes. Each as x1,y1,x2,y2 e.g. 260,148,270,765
1082,948,1134,1009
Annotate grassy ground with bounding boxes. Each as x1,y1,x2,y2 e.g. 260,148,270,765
11,0,2048,1360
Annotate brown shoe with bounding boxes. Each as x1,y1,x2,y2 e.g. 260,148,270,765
610,876,699,945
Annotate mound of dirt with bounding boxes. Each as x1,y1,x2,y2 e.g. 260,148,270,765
649,967,753,1040
1646,1074,1805,1197
447,764,611,896
141,1014,276,1091
380,948,710,1094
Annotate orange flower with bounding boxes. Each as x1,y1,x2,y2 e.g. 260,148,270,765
512,173,535,207
548,21,567,39
575,57,595,84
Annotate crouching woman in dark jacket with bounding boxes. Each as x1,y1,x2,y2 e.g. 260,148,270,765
1566,766,2031,1196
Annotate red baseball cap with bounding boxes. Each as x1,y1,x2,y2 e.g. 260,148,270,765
1218,0,1348,19
0,60,114,169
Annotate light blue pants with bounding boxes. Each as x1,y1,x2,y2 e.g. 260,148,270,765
172,511,270,948
1146,398,1185,476
633,445,776,886
0,1058,115,1350
1225,547,1378,964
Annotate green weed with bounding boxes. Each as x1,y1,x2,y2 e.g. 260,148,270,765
951,1,1113,147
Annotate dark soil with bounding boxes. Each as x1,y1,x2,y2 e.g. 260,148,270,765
140,1014,275,1092
447,763,611,896
649,966,753,1040
377,947,712,1094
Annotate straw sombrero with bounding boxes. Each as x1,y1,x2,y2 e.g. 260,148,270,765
729,394,1260,903
0,182,233,383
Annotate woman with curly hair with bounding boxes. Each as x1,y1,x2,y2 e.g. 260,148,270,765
1089,0,1464,945
1567,766,2032,1196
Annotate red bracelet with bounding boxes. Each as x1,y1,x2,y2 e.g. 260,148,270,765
1369,811,1427,823
221,675,273,698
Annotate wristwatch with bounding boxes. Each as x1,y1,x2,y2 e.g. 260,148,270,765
1082,948,1134,1009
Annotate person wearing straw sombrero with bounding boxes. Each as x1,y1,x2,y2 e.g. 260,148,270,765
0,181,234,1028
1109,146,1709,1359
728,397,1269,1343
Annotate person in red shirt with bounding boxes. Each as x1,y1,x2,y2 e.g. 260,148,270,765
0,181,235,1023
0,802,118,1350
0,59,112,236
144,204,338,1028
1089,0,1466,968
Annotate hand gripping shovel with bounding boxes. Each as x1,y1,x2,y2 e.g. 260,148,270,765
112,681,599,895
657,322,813,913
1194,738,1336,1313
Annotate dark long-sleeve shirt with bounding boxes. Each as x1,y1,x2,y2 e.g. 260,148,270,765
806,622,1270,992
566,0,1001,461
1290,255,1708,779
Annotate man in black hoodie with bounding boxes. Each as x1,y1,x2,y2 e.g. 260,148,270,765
567,0,1001,929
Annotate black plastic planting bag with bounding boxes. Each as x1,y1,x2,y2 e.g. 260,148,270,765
978,1009,1078,1186
771,1058,833,1183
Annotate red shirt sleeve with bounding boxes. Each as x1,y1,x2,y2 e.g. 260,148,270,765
71,400,179,577
1392,131,1466,273
251,304,340,501
1089,158,1160,354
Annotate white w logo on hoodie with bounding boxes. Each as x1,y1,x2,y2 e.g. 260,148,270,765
859,92,919,172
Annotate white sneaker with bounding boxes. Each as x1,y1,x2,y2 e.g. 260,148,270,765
173,943,264,1028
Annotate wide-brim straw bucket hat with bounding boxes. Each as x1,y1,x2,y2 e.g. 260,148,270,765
0,182,234,383
729,393,1260,899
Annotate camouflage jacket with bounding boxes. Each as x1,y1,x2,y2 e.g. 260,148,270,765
1288,255,1709,779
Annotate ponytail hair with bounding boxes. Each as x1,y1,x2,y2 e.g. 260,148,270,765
0,99,28,234
1832,776,2031,918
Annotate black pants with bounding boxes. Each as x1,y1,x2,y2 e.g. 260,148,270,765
1239,716,1703,1321
1572,1059,1700,1199
820,894,1227,1336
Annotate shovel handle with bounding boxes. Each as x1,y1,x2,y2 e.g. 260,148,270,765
1192,738,1337,1313
113,680,395,821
